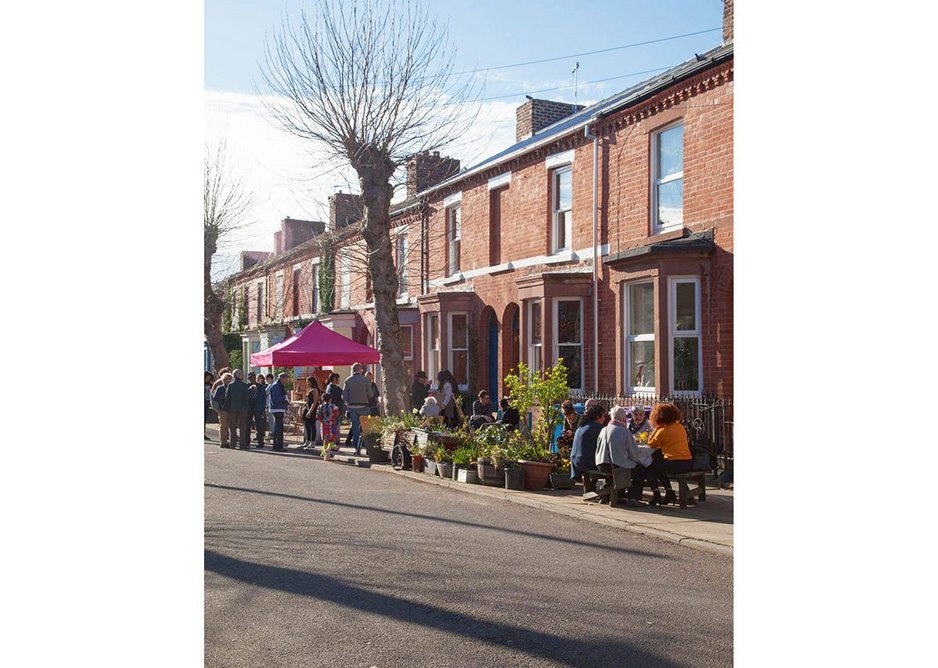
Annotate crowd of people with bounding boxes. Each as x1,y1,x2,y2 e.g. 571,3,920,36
204,363,377,457
205,365,693,506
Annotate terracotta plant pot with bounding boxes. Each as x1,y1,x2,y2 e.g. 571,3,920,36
411,454,424,472
518,460,553,490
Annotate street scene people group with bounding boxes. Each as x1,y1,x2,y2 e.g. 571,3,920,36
206,364,695,506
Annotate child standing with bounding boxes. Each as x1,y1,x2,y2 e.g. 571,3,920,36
318,393,340,460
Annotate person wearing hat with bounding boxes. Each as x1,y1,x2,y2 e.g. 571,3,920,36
411,370,430,412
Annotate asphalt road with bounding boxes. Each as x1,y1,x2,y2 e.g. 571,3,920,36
205,443,733,667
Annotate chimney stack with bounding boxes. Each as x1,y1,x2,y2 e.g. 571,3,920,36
405,151,460,199
723,0,733,43
328,192,363,232
515,98,585,143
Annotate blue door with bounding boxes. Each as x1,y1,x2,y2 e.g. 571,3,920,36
488,316,499,398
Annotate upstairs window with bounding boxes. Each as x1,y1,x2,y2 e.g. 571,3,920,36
551,166,572,253
340,253,351,309
275,274,284,319
447,205,461,276
652,122,684,232
311,262,319,314
256,283,264,323
292,268,301,316
396,231,409,296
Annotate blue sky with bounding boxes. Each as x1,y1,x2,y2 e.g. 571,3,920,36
204,0,726,276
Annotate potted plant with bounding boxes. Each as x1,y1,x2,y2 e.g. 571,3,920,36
360,416,387,463
475,426,509,485
408,438,424,472
432,445,453,479
503,359,570,490
450,446,478,483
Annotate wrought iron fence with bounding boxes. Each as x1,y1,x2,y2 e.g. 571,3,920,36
569,391,734,475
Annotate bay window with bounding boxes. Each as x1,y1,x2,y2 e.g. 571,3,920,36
527,300,542,375
670,277,702,394
396,231,409,297
554,299,583,390
624,281,656,392
448,312,469,385
426,314,439,383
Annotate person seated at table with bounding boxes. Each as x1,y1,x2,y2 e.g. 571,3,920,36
594,405,657,506
644,402,693,507
628,405,654,440
468,390,496,431
419,393,442,419
570,403,605,484
559,400,580,447
493,397,520,430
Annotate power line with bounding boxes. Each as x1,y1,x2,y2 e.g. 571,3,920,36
452,27,722,77
476,66,671,102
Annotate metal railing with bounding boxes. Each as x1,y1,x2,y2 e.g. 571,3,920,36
569,391,734,475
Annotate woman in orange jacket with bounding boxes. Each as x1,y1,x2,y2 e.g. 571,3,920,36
644,402,694,506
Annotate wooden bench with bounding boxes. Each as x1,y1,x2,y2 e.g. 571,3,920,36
582,467,638,507
669,471,707,508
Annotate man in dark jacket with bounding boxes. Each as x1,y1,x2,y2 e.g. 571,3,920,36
251,373,268,448
226,369,252,450
268,372,290,451
411,371,429,412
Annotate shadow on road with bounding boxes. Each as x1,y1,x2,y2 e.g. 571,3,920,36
205,482,670,561
204,549,681,667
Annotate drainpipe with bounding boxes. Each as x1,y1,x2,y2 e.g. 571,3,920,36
584,120,600,394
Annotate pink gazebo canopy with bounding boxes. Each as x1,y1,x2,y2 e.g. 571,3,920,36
249,321,380,367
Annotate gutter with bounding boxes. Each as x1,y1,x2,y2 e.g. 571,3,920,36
583,118,600,394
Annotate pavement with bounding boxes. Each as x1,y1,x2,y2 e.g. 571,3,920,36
205,424,733,556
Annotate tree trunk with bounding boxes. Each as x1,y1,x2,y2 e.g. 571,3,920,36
357,166,409,415
204,234,230,371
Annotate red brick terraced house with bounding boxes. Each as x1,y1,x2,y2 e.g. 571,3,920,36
224,38,733,405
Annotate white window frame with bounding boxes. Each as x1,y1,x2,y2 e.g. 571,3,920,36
340,253,351,309
425,313,440,384
448,311,469,385
400,324,413,361
446,205,461,276
310,259,320,315
527,299,542,376
396,230,409,297
231,291,240,331
551,166,573,254
651,120,684,234
623,280,656,394
668,275,702,395
553,297,584,392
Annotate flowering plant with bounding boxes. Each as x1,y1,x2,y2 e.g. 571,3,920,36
635,431,649,445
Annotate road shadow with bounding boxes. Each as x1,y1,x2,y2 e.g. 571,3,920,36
205,549,682,667
205,482,670,561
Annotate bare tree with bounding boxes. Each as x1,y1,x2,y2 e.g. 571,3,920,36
205,139,254,371
261,0,478,414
